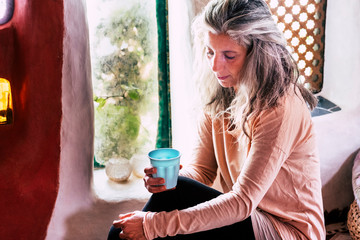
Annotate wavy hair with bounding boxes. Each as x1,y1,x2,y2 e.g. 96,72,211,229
192,0,317,138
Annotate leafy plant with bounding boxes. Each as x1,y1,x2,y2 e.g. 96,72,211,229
92,1,157,165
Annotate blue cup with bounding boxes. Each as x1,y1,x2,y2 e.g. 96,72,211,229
148,148,181,189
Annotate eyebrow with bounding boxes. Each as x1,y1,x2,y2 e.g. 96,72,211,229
206,46,238,54
223,51,237,54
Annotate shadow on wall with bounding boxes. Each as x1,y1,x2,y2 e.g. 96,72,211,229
63,199,147,240
322,150,358,222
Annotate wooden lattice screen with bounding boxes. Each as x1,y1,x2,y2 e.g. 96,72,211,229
264,0,327,93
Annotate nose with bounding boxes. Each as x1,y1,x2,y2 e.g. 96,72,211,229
210,54,223,73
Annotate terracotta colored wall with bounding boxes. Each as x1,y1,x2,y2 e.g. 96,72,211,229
0,0,64,239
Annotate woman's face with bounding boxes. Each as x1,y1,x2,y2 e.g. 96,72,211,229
205,32,247,89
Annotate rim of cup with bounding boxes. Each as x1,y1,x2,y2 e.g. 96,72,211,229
148,148,181,161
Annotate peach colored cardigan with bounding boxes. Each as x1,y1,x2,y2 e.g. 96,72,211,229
143,89,325,240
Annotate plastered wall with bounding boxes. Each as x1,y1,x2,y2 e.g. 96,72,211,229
322,0,360,110
0,0,64,239
45,0,94,239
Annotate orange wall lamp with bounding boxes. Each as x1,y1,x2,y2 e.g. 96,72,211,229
0,0,14,125
0,78,13,124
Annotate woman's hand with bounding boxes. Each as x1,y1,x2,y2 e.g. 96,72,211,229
143,166,167,193
113,211,147,240
143,165,183,193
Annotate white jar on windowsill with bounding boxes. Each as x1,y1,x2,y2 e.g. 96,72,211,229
105,157,132,182
130,153,148,178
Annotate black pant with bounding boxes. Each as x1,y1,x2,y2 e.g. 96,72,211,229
108,176,255,240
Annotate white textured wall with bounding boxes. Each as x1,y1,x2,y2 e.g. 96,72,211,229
169,0,197,165
312,0,360,212
169,0,212,165
46,0,94,239
322,0,360,110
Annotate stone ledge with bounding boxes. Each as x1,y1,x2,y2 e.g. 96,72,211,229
93,169,151,202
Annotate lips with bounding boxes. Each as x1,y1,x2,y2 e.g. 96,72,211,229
217,75,229,80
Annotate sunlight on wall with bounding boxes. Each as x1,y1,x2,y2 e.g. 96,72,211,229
0,3,6,19
322,0,360,110
0,0,14,25
169,0,199,166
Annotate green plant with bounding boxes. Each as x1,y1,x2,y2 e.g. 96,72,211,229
93,2,157,165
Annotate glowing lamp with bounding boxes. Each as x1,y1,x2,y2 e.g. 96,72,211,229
0,78,13,124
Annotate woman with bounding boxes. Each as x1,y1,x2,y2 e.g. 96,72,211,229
108,0,325,239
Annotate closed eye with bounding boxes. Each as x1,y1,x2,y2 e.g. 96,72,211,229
225,55,235,60
223,49,238,60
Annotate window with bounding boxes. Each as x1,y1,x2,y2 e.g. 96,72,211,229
265,0,327,93
87,0,158,169
0,0,14,25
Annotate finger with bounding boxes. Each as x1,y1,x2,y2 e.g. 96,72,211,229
146,184,167,193
144,175,165,186
167,186,177,191
119,212,134,219
113,219,123,228
119,231,127,239
144,166,156,175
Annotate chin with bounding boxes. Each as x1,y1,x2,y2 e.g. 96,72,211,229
218,82,234,89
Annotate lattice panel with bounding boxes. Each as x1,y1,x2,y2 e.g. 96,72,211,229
264,0,327,93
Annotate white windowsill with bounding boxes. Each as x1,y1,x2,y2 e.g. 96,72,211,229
93,169,151,202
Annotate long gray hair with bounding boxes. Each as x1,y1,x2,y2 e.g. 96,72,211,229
192,0,317,138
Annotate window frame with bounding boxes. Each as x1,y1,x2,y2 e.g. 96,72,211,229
265,0,327,94
0,0,15,25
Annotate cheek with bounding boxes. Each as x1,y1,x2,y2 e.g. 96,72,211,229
232,60,245,76
229,65,241,76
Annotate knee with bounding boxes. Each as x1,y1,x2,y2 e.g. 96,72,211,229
175,176,210,192
176,176,196,190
